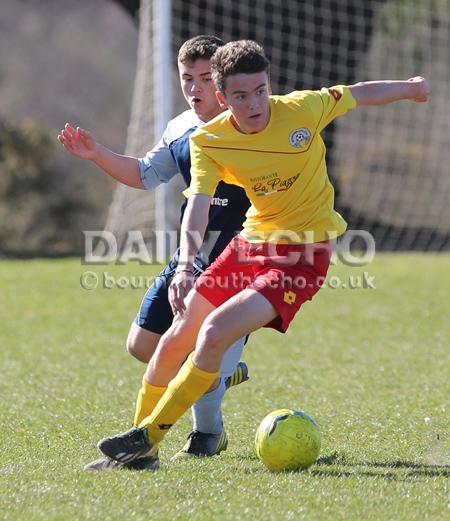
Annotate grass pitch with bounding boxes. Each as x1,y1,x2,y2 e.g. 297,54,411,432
0,255,448,520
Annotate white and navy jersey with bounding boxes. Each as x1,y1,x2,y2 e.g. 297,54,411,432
138,110,250,263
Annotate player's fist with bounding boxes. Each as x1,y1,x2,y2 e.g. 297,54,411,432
57,123,98,160
407,76,430,103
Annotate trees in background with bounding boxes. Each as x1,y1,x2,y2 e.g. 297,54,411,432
0,121,103,255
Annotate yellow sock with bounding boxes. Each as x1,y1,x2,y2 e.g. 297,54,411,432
133,376,166,426
139,353,219,444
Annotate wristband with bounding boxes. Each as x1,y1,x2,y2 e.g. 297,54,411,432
175,268,195,275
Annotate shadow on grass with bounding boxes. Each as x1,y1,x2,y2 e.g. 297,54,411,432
313,452,450,480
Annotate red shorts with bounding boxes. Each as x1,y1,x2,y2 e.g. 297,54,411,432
195,235,332,333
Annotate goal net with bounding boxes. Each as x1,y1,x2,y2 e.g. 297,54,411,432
105,0,450,253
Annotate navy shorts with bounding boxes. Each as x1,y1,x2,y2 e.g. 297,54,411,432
134,250,205,335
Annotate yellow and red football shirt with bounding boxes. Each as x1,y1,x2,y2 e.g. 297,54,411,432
189,85,356,244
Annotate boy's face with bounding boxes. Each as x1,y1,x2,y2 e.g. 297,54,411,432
178,58,222,122
217,71,271,134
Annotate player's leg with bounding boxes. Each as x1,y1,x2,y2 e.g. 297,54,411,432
131,251,249,438
89,275,248,471
172,335,248,459
131,289,276,452
192,336,247,433
86,258,199,470
97,289,218,463
126,257,177,363
131,250,248,396
96,289,272,464
124,261,180,428
126,323,161,363
142,289,216,386
97,236,257,464
122,287,253,433
88,288,214,469
84,273,172,471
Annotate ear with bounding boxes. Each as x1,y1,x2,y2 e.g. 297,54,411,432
215,90,228,109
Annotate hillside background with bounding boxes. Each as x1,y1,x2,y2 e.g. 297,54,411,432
0,0,138,254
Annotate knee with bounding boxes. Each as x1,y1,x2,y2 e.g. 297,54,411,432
126,326,159,364
126,334,142,360
126,335,148,363
197,319,226,354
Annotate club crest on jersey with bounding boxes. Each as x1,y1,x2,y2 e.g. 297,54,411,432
288,128,311,149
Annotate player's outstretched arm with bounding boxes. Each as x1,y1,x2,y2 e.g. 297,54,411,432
349,77,430,106
169,194,211,315
57,122,144,189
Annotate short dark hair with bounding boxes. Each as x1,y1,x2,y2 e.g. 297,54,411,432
211,40,270,94
178,35,224,64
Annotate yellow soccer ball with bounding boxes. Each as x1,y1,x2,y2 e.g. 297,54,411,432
255,409,321,472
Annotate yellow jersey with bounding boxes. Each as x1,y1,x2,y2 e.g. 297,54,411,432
189,85,356,244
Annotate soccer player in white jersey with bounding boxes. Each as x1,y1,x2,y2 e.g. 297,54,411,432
95,40,429,467
58,36,251,470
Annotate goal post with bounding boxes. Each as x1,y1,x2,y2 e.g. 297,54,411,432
104,0,450,256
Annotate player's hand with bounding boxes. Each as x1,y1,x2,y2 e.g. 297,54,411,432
57,123,98,160
407,76,430,103
169,270,195,315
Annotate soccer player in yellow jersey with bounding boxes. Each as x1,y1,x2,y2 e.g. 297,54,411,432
97,40,429,465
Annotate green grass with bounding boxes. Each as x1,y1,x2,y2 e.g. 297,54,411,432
0,255,449,520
